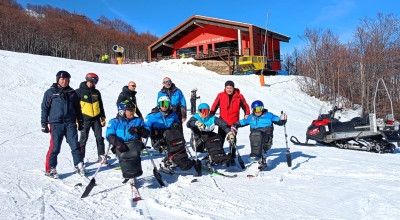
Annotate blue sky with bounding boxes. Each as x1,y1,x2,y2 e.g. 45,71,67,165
17,0,399,55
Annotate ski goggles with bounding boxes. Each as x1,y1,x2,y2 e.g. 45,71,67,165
163,80,172,84
199,109,210,115
159,101,170,107
121,103,135,111
87,77,98,84
252,106,263,113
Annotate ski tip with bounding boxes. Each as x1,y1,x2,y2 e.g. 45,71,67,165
191,179,198,183
132,197,142,202
247,175,255,178
74,183,83,187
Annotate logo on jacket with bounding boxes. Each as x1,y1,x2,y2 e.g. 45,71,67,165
84,95,88,99
252,117,255,121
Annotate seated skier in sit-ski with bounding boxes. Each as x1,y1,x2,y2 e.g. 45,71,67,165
106,101,150,181
145,96,195,171
232,100,287,163
187,103,235,166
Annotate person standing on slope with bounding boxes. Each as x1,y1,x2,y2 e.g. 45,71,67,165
210,80,250,164
76,73,107,164
41,71,86,178
190,88,200,115
106,101,150,180
116,81,144,120
157,77,187,123
232,100,287,163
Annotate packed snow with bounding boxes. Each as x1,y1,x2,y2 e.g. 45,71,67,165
0,50,399,219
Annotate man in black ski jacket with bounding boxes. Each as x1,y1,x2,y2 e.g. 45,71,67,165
76,73,106,164
116,81,143,120
190,88,200,115
41,71,85,178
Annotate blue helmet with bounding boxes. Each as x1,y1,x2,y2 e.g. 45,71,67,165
118,101,136,114
251,100,264,109
198,103,210,111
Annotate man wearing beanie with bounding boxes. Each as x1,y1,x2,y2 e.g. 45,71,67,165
210,80,250,165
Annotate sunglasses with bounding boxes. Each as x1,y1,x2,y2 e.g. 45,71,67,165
159,101,170,107
129,85,136,87
253,106,263,113
199,109,210,114
163,80,172,84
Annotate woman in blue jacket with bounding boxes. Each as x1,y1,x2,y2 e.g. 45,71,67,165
233,100,287,163
106,101,150,180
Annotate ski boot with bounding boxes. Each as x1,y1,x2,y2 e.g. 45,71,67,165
75,162,87,176
45,168,59,179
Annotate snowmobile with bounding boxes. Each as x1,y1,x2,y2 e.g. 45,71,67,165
291,78,399,153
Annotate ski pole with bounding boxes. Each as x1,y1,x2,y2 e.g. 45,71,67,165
281,111,292,167
81,143,112,198
143,137,165,187
192,133,202,176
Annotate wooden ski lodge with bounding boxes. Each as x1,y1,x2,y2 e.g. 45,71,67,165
148,15,290,73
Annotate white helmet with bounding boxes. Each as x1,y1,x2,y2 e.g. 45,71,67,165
158,96,170,103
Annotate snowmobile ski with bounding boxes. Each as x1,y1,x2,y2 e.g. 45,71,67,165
290,136,317,146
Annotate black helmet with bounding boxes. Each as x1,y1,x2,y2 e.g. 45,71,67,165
56,71,71,82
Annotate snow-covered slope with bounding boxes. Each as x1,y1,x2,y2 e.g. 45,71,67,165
0,50,399,219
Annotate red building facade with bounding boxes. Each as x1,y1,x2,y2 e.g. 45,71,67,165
148,15,290,71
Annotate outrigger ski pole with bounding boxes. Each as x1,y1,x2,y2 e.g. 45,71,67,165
231,141,245,169
143,137,165,187
282,111,292,167
81,143,112,198
192,133,202,176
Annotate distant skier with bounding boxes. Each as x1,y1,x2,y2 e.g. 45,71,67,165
210,80,250,164
187,103,234,165
41,71,85,178
190,88,200,115
116,81,144,120
76,73,106,164
232,100,287,163
106,101,150,179
146,96,194,171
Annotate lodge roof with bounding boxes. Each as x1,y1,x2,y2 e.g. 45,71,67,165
149,15,290,52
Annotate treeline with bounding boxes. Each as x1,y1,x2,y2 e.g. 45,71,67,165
283,12,400,119
0,0,158,62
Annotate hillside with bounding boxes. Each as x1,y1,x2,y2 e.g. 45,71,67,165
0,50,399,219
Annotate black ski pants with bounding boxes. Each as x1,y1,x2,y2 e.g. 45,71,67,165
79,118,105,158
218,126,236,159
190,99,196,114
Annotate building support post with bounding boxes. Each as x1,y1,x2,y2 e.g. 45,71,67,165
237,29,242,56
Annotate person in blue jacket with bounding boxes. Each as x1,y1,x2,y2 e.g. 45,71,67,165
41,71,85,178
146,96,194,171
106,101,150,180
232,100,287,163
187,103,234,165
157,77,187,123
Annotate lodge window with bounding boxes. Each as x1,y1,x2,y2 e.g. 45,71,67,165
177,47,197,56
274,50,281,61
214,40,238,51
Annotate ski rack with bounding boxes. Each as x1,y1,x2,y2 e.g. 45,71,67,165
373,78,395,132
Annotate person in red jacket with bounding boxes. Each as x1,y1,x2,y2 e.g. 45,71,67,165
210,80,250,164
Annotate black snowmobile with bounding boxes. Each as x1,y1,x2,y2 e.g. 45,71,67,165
291,78,399,153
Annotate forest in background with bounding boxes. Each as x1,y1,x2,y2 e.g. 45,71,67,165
0,0,158,63
283,12,400,119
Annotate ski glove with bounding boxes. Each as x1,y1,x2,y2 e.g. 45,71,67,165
226,132,236,142
116,143,129,153
128,127,138,135
100,117,106,127
41,123,49,133
195,121,205,131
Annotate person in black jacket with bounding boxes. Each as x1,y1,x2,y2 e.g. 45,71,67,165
76,73,107,164
41,71,85,178
116,81,143,120
190,88,200,115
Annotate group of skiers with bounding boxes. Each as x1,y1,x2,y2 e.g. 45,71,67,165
41,71,287,181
